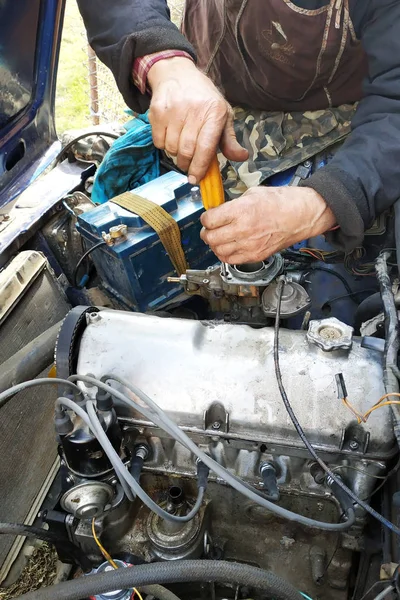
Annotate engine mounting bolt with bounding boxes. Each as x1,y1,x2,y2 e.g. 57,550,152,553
212,421,221,430
349,440,359,451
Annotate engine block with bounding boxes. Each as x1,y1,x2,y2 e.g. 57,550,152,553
54,308,395,599
76,310,392,458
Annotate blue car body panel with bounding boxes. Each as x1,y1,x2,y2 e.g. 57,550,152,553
0,0,65,211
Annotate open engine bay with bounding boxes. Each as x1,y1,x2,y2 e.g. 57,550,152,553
2,133,400,600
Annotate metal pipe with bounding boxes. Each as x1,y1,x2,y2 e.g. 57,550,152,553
0,321,62,393
87,45,100,126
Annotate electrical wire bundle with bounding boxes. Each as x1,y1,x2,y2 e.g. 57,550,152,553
282,247,344,265
342,392,400,424
0,377,353,532
283,245,378,277
344,247,376,277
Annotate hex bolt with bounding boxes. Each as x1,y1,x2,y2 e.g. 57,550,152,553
211,421,221,430
349,440,359,451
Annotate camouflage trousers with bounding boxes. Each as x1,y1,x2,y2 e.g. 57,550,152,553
220,103,358,198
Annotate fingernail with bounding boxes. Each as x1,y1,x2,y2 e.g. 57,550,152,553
188,175,197,185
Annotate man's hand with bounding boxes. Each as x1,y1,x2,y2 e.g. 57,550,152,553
200,186,336,264
147,57,248,184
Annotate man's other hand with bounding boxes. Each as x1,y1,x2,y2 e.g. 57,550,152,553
200,187,336,264
147,57,248,184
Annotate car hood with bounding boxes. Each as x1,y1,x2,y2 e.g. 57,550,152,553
0,0,65,208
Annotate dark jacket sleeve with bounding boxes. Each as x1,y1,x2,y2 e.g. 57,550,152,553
303,0,400,251
76,0,196,114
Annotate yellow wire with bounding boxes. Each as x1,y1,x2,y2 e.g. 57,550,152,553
371,392,400,404
364,401,400,421
342,393,400,424
342,397,366,423
91,519,143,600
91,518,119,569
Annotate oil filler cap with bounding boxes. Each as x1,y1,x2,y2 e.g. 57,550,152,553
307,317,353,352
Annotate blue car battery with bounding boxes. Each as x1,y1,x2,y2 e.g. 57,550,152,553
76,172,215,312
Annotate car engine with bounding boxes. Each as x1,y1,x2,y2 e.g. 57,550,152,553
1,141,400,600
44,299,392,600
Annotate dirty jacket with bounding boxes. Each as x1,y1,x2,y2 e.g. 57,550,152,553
77,0,400,251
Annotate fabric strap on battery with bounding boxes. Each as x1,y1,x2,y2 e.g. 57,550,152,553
110,192,188,275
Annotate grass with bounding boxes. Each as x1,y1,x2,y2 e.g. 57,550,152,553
55,1,90,133
55,0,185,135
0,544,57,600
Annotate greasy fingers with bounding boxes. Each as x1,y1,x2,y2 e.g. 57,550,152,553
200,224,236,247
200,203,234,230
220,110,249,163
147,56,246,183
200,186,337,264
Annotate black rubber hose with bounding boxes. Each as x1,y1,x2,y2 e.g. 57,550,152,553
16,559,303,600
130,454,144,483
0,322,62,393
73,240,107,288
394,199,400,274
55,131,119,165
309,266,360,303
273,278,400,536
353,292,383,334
0,522,92,573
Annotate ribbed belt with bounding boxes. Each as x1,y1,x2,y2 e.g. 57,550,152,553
110,192,188,276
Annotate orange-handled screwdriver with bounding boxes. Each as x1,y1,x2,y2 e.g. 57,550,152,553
199,156,228,275
199,155,225,210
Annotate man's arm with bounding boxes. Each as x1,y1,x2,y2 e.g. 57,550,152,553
303,0,400,251
77,0,247,180
200,1,400,266
76,0,195,114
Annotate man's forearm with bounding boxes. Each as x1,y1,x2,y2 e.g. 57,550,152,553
77,0,196,111
304,0,400,251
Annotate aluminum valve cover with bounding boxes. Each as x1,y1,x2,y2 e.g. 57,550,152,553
76,311,391,458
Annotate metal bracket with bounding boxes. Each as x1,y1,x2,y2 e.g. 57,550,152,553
204,402,229,433
289,160,313,187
